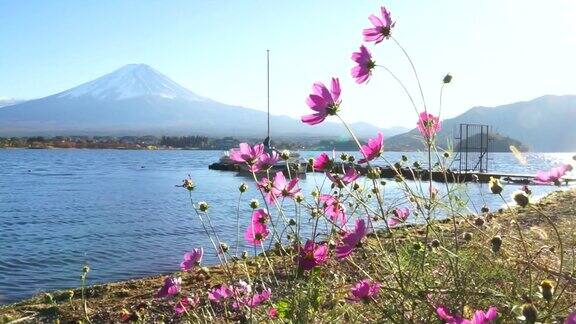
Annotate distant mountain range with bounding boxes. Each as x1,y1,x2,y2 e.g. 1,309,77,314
0,64,405,139
0,65,573,151
386,95,576,152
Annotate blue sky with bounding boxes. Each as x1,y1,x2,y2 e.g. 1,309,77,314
1,0,575,128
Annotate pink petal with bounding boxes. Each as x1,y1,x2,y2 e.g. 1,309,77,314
306,94,327,111
368,14,384,27
331,78,341,102
301,113,326,125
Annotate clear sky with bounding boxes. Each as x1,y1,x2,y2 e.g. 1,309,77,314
0,0,575,128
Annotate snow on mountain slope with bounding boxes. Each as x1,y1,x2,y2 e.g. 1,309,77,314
56,64,208,101
0,98,25,108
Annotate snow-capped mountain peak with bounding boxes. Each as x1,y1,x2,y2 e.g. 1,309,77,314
57,64,207,101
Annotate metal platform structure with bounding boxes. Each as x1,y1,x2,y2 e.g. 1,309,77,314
454,123,492,173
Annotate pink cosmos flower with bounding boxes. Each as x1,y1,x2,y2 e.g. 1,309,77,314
319,194,347,225
417,112,441,140
255,151,280,171
271,171,301,199
471,307,499,323
363,6,395,44
245,222,269,245
336,218,367,259
257,177,276,205
327,168,360,187
358,132,383,163
298,240,329,271
436,305,498,324
180,248,203,271
301,78,341,125
436,306,464,323
230,143,265,166
351,45,376,84
388,207,410,227
245,288,272,308
154,276,181,299
268,307,279,319
313,152,333,171
251,209,269,225
535,164,572,184
348,279,381,303
566,312,576,324
173,295,200,315
208,284,233,303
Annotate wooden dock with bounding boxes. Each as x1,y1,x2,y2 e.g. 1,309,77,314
208,161,574,185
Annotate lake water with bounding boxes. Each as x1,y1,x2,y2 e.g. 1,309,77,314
0,149,573,304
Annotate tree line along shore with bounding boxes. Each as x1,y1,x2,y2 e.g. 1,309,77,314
0,133,528,152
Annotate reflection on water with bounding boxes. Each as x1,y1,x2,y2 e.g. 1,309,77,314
0,149,573,303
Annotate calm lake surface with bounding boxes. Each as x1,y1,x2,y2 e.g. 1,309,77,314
0,149,573,304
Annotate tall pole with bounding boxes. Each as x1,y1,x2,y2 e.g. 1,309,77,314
267,49,270,141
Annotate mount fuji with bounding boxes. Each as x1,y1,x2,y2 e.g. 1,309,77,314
0,64,400,138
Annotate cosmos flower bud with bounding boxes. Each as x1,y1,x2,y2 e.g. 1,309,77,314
241,251,248,259
463,232,473,242
348,155,355,163
198,201,209,212
522,303,538,323
431,239,441,248
288,218,297,226
540,279,554,302
401,155,408,162
488,177,503,194
412,161,421,169
481,206,489,213
82,265,90,274
311,189,319,198
367,167,381,180
219,243,229,253
443,152,450,158
490,236,502,253
340,153,349,161
43,293,54,304
412,242,423,251
311,208,320,218
182,179,196,191
308,157,315,165
295,193,304,203
249,199,259,209
239,183,248,193
443,73,452,84
353,182,362,191
512,190,530,207
280,150,290,160
380,180,386,186
65,290,74,301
